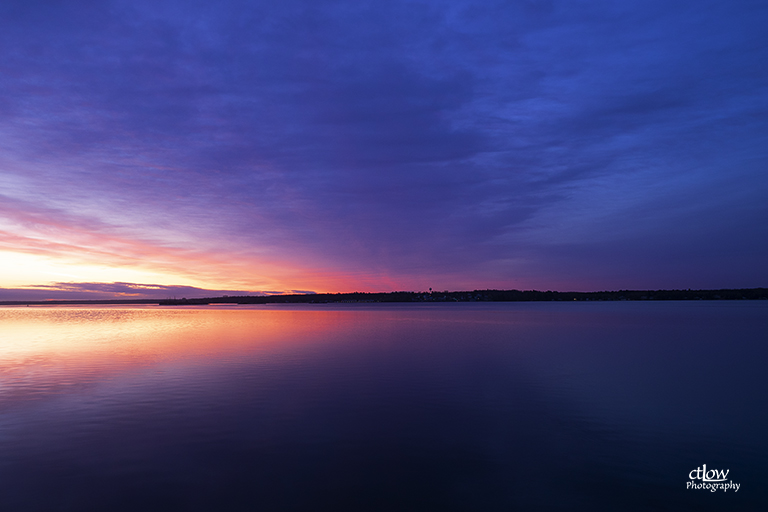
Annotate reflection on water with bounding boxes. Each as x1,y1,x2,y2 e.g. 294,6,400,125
1,302,766,511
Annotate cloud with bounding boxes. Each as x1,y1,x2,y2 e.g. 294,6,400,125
0,281,277,301
0,0,766,292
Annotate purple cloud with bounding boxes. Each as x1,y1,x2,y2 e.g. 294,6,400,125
0,282,268,301
0,0,766,294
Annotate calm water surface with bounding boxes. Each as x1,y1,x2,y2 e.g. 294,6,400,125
1,302,766,511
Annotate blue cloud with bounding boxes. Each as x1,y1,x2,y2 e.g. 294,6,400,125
1,0,766,291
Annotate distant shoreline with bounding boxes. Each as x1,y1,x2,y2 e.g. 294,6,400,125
1,288,766,306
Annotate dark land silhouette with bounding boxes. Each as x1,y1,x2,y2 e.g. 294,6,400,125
1,288,766,306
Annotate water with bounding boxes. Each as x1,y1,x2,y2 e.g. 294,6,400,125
1,302,766,511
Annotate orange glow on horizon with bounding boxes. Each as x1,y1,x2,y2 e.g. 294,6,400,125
0,229,377,295
0,204,530,295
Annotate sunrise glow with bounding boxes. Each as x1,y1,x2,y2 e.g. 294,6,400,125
0,0,765,300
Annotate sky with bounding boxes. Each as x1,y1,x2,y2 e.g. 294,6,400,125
1,0,767,299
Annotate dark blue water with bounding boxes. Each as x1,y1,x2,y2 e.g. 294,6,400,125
1,302,766,511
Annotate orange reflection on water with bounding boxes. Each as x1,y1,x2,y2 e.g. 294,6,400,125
0,305,357,404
